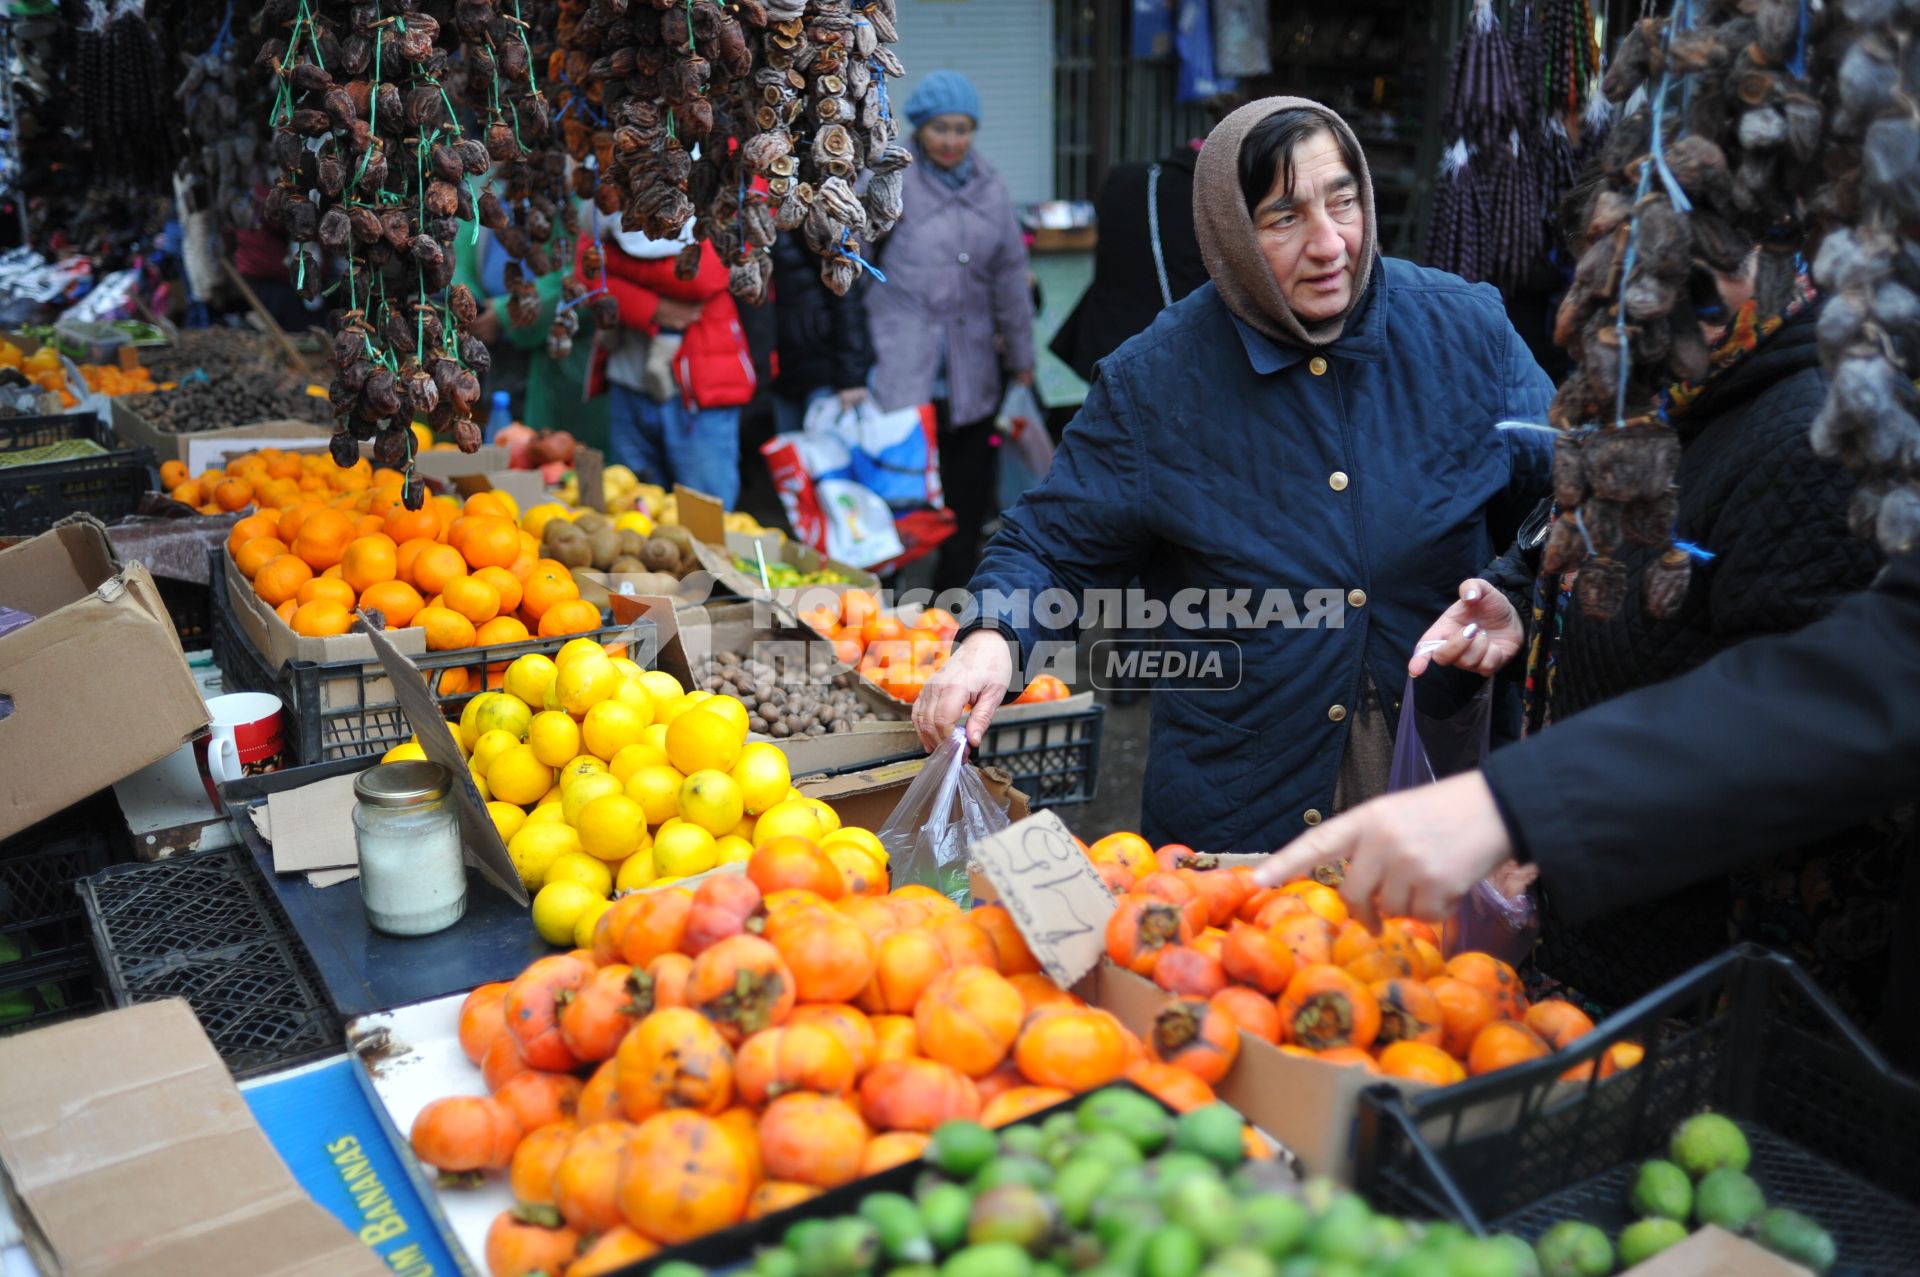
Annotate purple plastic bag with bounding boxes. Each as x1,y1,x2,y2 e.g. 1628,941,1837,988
1389,661,1539,966
0,607,32,640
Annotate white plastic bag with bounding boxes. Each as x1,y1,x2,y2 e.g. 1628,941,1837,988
809,396,944,510
996,382,1055,478
877,728,1013,904
758,432,902,568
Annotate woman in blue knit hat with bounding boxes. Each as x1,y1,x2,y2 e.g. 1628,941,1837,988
868,69,1037,592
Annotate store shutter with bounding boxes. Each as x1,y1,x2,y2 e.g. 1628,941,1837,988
888,0,1056,206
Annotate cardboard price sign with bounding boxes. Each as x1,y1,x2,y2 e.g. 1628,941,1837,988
968,811,1116,989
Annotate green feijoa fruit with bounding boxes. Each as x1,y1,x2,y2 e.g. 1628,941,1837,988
1172,1103,1249,1171
862,1192,937,1265
1077,1087,1173,1153
1052,1158,1115,1229
1629,1160,1694,1221
919,1182,974,1254
930,1121,1000,1181
1753,1208,1836,1275
967,1185,1058,1253
1617,1218,1688,1268
940,1242,1034,1277
1235,1192,1310,1257
1141,1225,1207,1277
1534,1221,1613,1277
1670,1113,1751,1178
1693,1168,1766,1232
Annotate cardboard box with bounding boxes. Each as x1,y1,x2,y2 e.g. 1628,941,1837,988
629,594,907,723
966,820,1436,1181
223,544,431,672
1619,1226,1812,1276
110,403,337,468
0,524,209,842
676,486,881,599
0,999,389,1277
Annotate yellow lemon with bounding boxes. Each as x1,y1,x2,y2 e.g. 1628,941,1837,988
382,739,428,763
656,696,700,727
527,710,583,768
821,825,888,865
531,880,600,946
508,821,582,889
488,744,553,806
488,800,528,844
469,764,491,802
651,875,686,889
698,694,750,738
714,834,755,867
558,755,610,789
784,787,807,805
641,723,670,752
798,796,842,835
583,699,650,761
555,651,620,715
527,801,567,825
614,510,654,536
679,770,745,837
573,896,613,949
576,793,648,862
615,848,659,892
562,772,626,826
555,637,609,669
547,850,614,897
654,822,718,878
611,657,645,682
729,814,756,842
625,764,688,826
459,692,497,751
609,740,672,784
731,742,792,816
753,798,835,847
471,693,533,746
471,729,520,777
614,677,657,715
504,653,558,706
638,670,686,716
666,702,746,774
520,503,570,540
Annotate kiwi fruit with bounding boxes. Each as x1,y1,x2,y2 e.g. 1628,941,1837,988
608,555,646,574
588,528,621,568
617,529,646,559
653,523,694,554
641,538,680,572
574,509,608,534
574,576,612,609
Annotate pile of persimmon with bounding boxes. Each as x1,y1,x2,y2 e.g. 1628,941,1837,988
218,455,599,656
414,849,1213,1276
1088,832,1644,1089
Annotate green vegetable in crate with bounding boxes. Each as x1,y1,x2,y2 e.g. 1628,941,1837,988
731,555,852,587
1753,1207,1836,1274
1628,1159,1694,1221
1693,1168,1767,1232
1618,1217,1689,1266
1534,1220,1614,1277
1669,1111,1751,1177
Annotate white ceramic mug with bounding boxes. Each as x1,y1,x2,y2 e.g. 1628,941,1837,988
194,691,286,806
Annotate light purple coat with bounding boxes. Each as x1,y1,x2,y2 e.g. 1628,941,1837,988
867,151,1036,427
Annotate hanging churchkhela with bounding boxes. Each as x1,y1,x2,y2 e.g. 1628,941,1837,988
550,0,908,304
1546,0,1920,622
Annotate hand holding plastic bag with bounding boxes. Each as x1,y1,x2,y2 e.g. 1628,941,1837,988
1390,652,1538,967
877,728,1012,905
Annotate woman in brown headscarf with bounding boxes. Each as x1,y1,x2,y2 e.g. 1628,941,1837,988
915,98,1557,852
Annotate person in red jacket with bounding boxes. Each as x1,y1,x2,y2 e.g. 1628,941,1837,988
578,216,757,507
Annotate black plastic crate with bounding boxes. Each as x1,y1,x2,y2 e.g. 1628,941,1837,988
0,409,154,534
78,845,342,1079
0,790,131,958
0,950,100,1035
976,702,1104,807
211,548,659,764
154,574,212,650
1355,945,1920,1275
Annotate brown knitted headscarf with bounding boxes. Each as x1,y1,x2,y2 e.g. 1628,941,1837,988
1193,97,1378,349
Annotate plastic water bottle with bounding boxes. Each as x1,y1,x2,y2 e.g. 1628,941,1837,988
485,390,512,443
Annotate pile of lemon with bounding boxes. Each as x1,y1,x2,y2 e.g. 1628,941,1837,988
382,638,888,947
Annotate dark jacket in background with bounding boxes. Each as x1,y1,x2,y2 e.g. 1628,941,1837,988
1051,145,1209,382
1484,545,1920,1067
1483,305,1901,1043
770,230,874,399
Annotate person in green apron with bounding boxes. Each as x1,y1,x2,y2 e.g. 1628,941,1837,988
451,198,610,453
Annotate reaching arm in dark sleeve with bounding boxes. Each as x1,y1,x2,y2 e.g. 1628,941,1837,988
1483,548,1920,924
